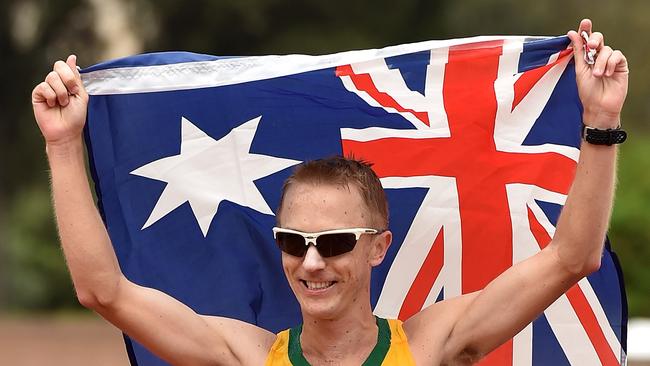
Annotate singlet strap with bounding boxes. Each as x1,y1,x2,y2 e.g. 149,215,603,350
361,317,391,366
287,317,391,366
287,324,309,366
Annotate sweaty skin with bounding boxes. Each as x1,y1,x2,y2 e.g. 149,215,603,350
32,19,627,366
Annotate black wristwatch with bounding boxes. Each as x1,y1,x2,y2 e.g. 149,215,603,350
582,124,627,145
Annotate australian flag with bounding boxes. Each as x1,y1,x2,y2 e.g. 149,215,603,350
82,35,627,365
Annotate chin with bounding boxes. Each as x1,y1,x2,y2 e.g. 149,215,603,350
293,287,343,320
299,300,342,320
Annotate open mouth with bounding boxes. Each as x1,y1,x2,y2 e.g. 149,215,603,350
301,280,336,290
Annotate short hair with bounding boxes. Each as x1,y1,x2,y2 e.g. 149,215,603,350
276,156,389,229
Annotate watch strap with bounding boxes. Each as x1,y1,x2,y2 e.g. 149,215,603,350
582,124,627,145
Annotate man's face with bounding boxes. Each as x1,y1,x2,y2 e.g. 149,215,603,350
277,182,390,320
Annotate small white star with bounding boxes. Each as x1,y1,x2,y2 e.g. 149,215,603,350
131,116,300,236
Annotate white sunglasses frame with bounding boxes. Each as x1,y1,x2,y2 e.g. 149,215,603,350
271,227,381,248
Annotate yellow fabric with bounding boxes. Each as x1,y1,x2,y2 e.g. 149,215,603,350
264,319,416,365
383,319,417,366
265,329,291,366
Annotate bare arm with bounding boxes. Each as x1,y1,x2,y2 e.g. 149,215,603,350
33,56,274,366
405,19,628,365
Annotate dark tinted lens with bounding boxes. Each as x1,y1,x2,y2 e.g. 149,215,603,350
276,232,307,257
316,233,357,257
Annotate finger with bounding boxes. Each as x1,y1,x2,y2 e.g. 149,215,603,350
33,81,58,108
54,59,79,95
606,50,627,76
579,18,593,35
45,70,70,106
589,32,604,51
593,46,613,77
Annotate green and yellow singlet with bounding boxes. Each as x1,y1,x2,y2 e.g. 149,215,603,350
264,317,416,365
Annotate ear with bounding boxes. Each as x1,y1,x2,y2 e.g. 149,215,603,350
368,230,392,267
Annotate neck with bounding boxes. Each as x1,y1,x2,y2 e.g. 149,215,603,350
300,307,377,364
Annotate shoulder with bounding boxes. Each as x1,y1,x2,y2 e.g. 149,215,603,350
201,315,277,365
402,292,480,366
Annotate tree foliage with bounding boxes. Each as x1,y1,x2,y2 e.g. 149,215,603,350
1,0,648,316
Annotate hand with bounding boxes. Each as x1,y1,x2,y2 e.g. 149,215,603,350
32,55,89,146
567,19,628,128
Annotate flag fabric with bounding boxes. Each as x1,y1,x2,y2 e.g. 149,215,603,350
82,35,627,366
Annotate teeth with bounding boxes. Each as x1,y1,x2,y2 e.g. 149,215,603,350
305,281,334,290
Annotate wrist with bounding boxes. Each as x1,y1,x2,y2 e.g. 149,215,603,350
582,111,621,129
46,137,85,161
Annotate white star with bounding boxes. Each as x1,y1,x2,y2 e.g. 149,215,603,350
131,116,301,237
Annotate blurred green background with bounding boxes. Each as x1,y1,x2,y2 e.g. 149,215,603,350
0,0,648,318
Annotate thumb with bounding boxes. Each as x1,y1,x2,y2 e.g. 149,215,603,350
66,54,78,75
66,54,88,98
567,31,587,72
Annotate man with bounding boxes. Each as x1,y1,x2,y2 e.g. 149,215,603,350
31,19,627,365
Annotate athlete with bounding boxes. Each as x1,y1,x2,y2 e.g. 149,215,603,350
31,19,627,365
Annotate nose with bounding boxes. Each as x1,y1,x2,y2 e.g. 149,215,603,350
302,245,326,272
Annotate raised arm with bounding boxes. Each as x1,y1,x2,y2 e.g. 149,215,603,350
405,19,628,365
32,56,274,366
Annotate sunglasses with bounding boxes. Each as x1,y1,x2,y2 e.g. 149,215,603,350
272,227,383,258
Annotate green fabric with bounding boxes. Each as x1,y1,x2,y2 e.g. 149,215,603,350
288,323,310,366
361,317,391,366
287,317,391,366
